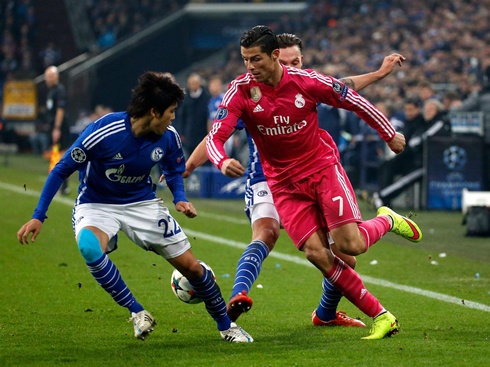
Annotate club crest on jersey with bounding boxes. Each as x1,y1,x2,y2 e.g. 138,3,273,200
151,147,164,162
333,81,343,94
71,147,86,163
295,94,306,108
216,107,228,121
250,87,262,102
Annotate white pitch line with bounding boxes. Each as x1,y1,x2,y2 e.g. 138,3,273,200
0,181,250,225
3,180,489,313
184,230,490,313
197,211,250,225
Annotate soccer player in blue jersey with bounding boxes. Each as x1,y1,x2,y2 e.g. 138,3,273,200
182,34,405,328
17,72,253,343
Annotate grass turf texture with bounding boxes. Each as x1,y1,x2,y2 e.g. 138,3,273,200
1,155,489,366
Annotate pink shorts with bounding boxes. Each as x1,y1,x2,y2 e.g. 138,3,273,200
271,164,362,249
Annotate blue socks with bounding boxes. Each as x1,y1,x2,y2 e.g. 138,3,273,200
315,277,343,322
231,240,270,298
79,229,144,314
188,264,230,331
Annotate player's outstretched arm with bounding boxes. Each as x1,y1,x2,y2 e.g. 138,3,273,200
387,132,406,154
17,219,43,244
175,201,197,218
340,53,405,92
183,135,209,178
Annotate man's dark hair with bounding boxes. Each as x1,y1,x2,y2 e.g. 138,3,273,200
127,71,185,118
276,33,303,52
240,25,279,56
405,96,422,108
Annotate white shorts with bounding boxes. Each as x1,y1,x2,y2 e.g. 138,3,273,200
244,181,280,225
72,198,190,259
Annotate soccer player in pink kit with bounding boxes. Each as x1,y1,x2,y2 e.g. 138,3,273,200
206,26,423,339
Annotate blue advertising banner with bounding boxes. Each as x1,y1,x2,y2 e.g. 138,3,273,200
426,136,484,210
186,166,246,199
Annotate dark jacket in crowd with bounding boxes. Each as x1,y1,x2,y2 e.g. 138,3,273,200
180,88,210,154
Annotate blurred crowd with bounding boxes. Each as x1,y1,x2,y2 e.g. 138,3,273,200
0,0,36,93
2,0,490,194
193,0,490,105
0,1,64,89
184,0,490,190
85,0,188,49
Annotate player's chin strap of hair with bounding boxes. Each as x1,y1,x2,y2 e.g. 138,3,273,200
78,228,104,263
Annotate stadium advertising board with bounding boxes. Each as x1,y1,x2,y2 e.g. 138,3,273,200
2,81,37,120
426,136,483,210
186,166,246,199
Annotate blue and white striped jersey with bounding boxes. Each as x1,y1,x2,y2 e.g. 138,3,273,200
33,112,186,222
235,120,266,188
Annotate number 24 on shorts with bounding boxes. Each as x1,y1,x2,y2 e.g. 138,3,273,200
158,216,182,238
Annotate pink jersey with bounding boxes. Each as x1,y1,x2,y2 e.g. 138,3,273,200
207,66,396,187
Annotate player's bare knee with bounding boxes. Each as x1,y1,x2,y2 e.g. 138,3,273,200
256,227,279,250
304,247,324,266
336,237,364,256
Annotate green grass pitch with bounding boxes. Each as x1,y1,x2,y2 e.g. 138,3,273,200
1,155,489,366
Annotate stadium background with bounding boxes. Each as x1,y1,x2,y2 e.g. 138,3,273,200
1,0,489,207
1,1,490,365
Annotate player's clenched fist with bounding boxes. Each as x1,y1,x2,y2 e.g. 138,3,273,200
387,132,406,154
221,158,244,178
17,218,43,244
175,201,197,218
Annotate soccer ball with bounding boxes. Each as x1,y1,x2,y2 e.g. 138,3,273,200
170,260,215,304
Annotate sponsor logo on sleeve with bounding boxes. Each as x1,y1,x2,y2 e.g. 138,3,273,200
216,107,228,121
257,190,268,197
71,147,86,163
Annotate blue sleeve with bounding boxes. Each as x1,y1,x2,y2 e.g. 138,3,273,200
160,127,187,204
32,170,65,222
208,99,215,121
32,122,99,222
235,119,245,130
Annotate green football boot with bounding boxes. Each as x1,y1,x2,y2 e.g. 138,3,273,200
361,311,400,340
377,206,422,242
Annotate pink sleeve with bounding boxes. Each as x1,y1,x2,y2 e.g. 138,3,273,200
309,71,396,141
206,87,244,169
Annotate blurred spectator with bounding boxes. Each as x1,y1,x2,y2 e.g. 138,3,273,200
207,76,234,156
418,81,438,102
450,66,490,120
39,42,62,70
179,73,210,157
442,90,462,110
373,98,452,208
70,104,113,137
207,76,224,129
